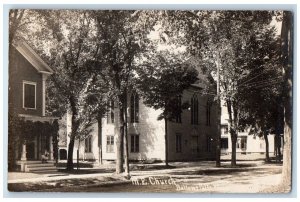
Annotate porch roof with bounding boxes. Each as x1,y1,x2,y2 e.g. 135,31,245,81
18,114,59,123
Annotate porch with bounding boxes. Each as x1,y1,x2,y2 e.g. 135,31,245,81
11,114,59,172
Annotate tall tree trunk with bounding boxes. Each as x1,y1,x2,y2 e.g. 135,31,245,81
67,136,75,170
275,132,281,162
282,116,292,189
116,100,124,174
231,134,237,166
124,91,130,176
66,97,79,170
275,101,283,163
226,99,237,167
263,130,270,162
164,117,169,167
97,116,102,165
281,11,293,191
77,139,81,170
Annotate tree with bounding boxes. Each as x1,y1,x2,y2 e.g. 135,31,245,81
84,72,112,165
237,25,283,163
9,9,27,45
136,51,199,166
280,11,293,191
91,10,154,174
46,11,102,170
13,10,154,173
25,10,105,170
163,11,275,166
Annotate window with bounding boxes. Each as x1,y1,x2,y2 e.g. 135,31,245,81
191,136,199,153
221,125,229,135
221,138,228,149
130,93,139,123
85,136,92,153
191,94,198,125
176,134,182,152
175,95,182,123
224,126,228,134
207,136,212,152
130,134,139,153
106,135,114,153
241,137,247,150
107,101,114,124
206,101,212,126
237,138,241,149
237,137,247,150
23,81,36,109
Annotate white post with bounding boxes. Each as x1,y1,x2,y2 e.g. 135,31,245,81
49,136,54,160
34,136,38,159
21,142,27,161
42,74,48,117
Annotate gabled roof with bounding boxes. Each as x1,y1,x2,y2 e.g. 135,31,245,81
184,56,211,89
14,41,54,74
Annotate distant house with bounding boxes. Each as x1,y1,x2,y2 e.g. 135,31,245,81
9,41,56,169
220,100,283,155
65,68,220,163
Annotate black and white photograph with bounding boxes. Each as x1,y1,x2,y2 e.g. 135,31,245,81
6,8,293,194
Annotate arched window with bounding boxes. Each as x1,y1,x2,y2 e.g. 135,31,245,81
130,134,139,153
85,136,92,153
175,95,182,123
130,93,139,123
206,100,212,126
107,100,114,124
191,94,198,125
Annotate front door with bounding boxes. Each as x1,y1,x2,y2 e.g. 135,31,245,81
191,136,199,155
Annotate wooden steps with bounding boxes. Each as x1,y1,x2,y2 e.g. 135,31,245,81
25,162,57,173
16,160,58,173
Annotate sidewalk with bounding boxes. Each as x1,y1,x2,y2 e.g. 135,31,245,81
7,160,283,193
8,160,272,184
8,171,113,184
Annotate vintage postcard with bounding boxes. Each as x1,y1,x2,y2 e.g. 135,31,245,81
7,9,293,193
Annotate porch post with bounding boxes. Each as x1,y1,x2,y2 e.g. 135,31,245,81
34,136,38,159
49,136,54,160
42,74,48,117
39,134,42,159
21,141,27,161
